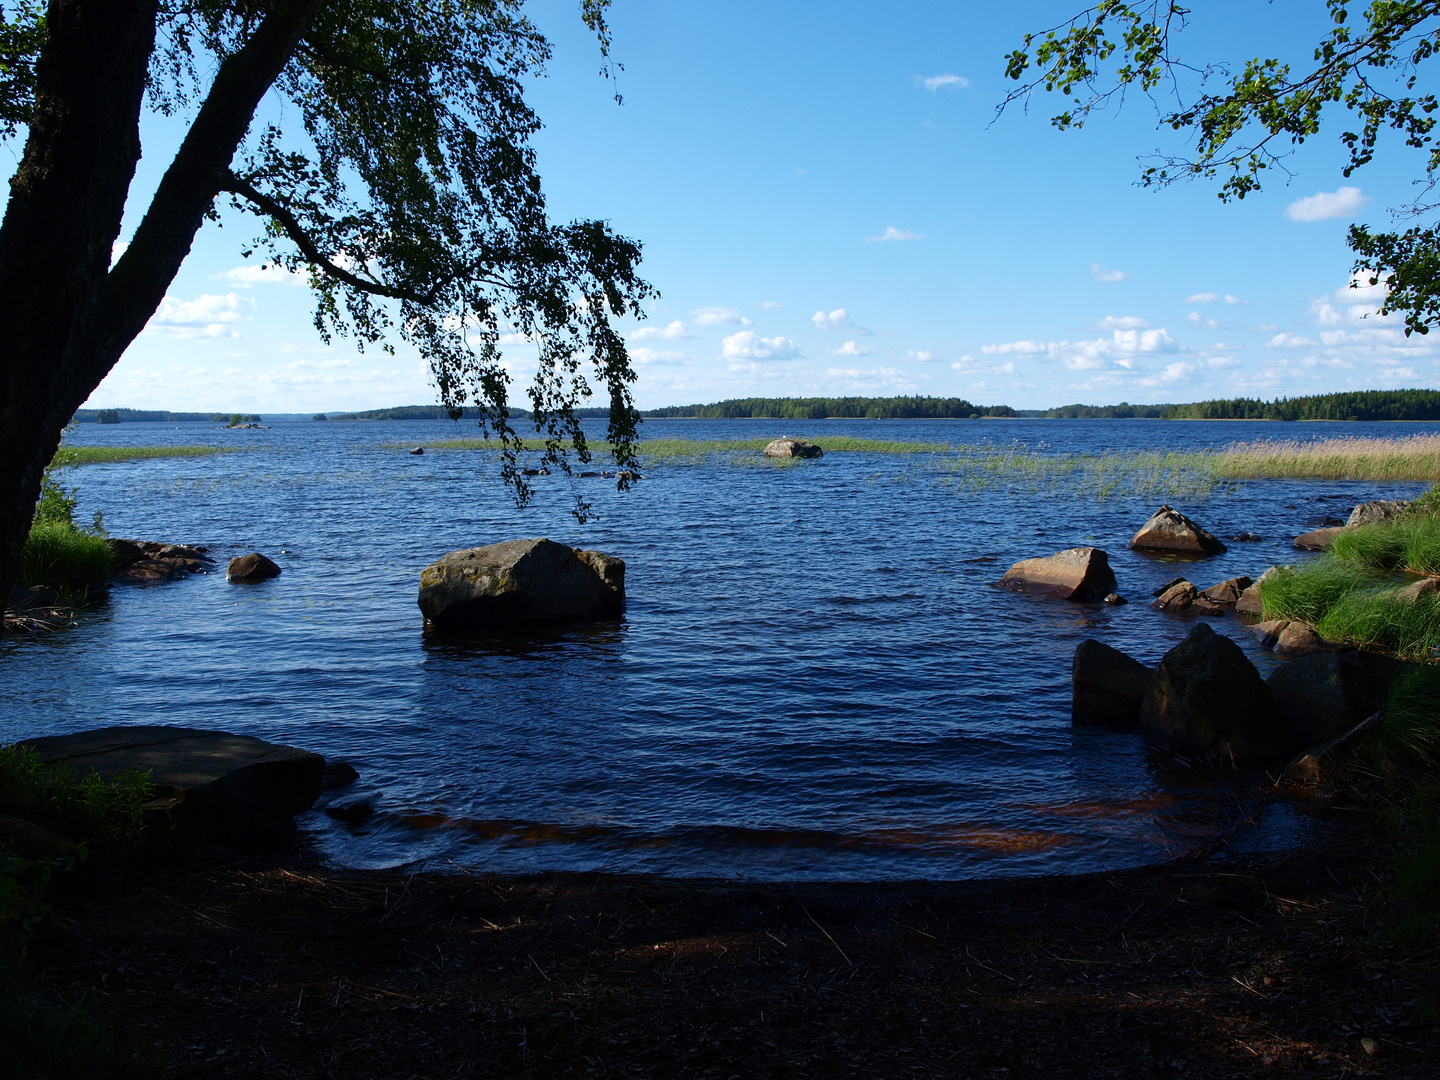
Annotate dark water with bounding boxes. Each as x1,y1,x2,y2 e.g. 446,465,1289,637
3,418,1430,879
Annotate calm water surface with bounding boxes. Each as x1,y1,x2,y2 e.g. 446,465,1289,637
2,418,1431,879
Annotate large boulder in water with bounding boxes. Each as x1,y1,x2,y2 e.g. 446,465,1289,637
1072,640,1153,728
1138,623,1294,764
1267,651,1399,748
1130,506,1227,555
998,547,1116,602
227,552,281,582
418,537,624,631
19,726,323,852
763,438,823,459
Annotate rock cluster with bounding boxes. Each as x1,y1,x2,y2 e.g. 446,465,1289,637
418,537,625,632
1072,624,1409,767
109,539,214,584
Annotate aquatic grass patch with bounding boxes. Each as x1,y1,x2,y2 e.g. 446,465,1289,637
937,446,1220,500
19,522,112,592
51,445,230,466
1315,587,1440,660
1331,515,1440,575
1258,559,1389,626
1212,433,1440,481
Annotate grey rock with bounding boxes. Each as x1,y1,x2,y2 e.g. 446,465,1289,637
1103,592,1127,605
19,726,323,852
1072,639,1153,728
998,547,1117,602
1130,505,1226,555
408,446,425,455
1231,532,1264,542
1139,623,1294,764
1347,499,1410,527
227,552,281,582
763,438,823,459
418,537,624,632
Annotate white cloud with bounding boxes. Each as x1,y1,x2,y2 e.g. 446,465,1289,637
1091,263,1129,283
950,354,1015,376
824,365,930,391
920,73,969,91
721,331,802,361
982,328,1180,371
760,300,783,308
1185,292,1220,304
811,307,873,334
830,340,871,357
1187,312,1220,329
1224,294,1251,306
223,263,303,287
1267,332,1318,349
1285,186,1371,222
1093,315,1150,331
693,306,752,327
630,319,693,341
865,226,923,243
629,347,692,366
146,293,252,339
906,349,937,362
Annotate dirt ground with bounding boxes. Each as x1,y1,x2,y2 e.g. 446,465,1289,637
31,835,1440,1080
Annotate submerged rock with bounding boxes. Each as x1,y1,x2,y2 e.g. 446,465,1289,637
1138,623,1293,765
227,552,281,582
1072,639,1152,728
323,761,360,790
763,438,823,459
998,547,1117,602
418,537,625,632
19,726,323,852
1130,506,1227,555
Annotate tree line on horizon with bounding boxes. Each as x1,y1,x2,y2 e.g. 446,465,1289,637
72,389,1440,425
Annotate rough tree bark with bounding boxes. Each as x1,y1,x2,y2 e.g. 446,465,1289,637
0,0,321,626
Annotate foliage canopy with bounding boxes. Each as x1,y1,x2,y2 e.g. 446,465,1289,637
1003,1,1440,336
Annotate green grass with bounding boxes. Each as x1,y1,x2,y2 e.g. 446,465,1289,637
52,445,229,466
19,522,112,592
1330,513,1440,575
0,744,153,860
1259,554,1440,659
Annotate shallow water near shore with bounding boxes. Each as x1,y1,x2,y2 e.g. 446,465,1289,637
3,418,1433,879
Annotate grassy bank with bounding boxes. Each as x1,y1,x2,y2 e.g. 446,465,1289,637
52,445,229,466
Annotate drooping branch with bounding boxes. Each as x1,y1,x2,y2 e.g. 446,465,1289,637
222,170,451,305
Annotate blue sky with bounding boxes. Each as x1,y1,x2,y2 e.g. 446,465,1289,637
66,1,1440,412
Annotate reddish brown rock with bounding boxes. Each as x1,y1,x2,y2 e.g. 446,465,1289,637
1154,581,1198,611
1275,622,1332,657
1293,527,1343,552
1201,576,1253,606
1130,506,1226,555
1249,618,1290,649
998,547,1117,602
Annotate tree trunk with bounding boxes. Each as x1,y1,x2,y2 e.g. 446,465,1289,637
0,0,321,630
0,0,158,617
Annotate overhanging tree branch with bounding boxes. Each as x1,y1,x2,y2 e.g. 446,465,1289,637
222,170,451,305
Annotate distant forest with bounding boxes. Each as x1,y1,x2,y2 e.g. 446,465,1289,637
643,396,1021,419
74,389,1440,424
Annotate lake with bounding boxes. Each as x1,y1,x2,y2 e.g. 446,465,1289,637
3,417,1431,879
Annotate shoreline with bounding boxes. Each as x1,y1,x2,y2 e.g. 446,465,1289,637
40,837,1440,1078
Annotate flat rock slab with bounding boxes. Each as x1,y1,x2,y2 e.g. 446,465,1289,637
1293,527,1343,551
21,726,323,851
998,546,1116,602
